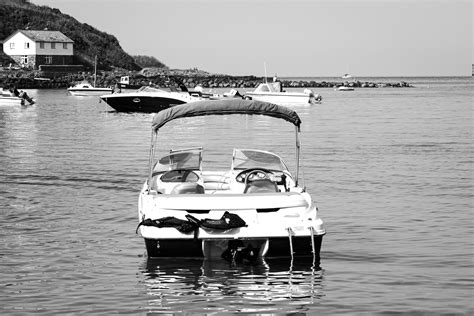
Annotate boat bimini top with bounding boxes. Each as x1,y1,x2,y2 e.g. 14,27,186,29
147,99,303,189
151,99,301,131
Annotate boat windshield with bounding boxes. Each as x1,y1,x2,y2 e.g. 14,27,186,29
254,83,280,93
232,149,289,172
137,86,165,93
153,148,203,173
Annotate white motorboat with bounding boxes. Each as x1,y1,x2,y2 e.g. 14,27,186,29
67,55,113,96
100,86,204,113
243,79,322,105
336,86,355,91
136,99,325,265
67,81,112,96
0,87,35,106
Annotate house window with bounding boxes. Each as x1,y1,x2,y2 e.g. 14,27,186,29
51,42,56,49
24,42,30,49
21,55,28,64
45,56,52,64
40,42,45,49
9,42,15,49
63,43,67,49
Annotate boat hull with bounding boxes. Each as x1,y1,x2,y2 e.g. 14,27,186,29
100,95,188,112
0,96,23,106
244,92,318,105
0,96,35,106
337,86,355,91
144,235,323,262
118,83,142,90
68,88,112,96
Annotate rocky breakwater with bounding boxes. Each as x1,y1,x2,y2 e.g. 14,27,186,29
0,68,413,90
178,77,413,89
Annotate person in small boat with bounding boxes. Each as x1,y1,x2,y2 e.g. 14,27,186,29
113,82,121,94
272,74,284,92
10,85,34,105
9,85,20,97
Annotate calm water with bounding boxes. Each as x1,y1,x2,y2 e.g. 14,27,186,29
1,77,472,315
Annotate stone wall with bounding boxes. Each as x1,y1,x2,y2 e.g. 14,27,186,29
0,69,414,90
6,55,74,69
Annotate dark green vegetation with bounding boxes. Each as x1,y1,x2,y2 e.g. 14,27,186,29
134,56,168,69
0,0,166,71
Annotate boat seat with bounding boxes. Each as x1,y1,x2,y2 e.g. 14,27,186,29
170,183,205,194
244,179,279,193
202,173,232,191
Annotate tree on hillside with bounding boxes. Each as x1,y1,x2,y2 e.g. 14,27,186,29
133,55,168,69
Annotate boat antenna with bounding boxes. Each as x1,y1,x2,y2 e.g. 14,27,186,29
93,55,97,88
264,61,268,83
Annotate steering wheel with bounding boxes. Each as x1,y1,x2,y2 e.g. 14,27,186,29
161,169,199,182
236,168,273,184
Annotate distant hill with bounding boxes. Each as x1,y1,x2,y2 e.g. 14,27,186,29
0,0,167,71
133,55,168,69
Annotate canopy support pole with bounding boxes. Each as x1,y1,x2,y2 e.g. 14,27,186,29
146,130,157,191
295,126,301,186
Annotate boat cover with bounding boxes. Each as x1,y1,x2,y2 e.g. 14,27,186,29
151,99,301,131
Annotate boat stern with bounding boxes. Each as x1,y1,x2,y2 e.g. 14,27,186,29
137,188,324,262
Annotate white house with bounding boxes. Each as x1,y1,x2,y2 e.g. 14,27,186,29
2,30,74,69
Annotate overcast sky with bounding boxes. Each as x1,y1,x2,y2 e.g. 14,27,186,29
31,0,472,77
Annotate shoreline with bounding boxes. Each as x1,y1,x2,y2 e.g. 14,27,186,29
0,69,413,90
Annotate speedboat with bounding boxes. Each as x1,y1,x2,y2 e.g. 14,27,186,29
189,85,243,100
68,55,114,96
99,86,204,113
136,99,325,265
67,81,113,96
336,85,355,91
0,87,35,106
243,80,322,105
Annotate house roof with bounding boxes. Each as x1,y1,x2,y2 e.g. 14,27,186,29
5,30,74,43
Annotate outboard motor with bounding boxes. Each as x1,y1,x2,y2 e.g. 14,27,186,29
305,89,322,104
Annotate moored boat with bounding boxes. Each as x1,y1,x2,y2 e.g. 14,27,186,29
67,55,113,96
67,81,113,96
99,86,204,113
243,77,322,105
136,99,325,265
336,85,355,91
117,76,142,90
0,87,35,106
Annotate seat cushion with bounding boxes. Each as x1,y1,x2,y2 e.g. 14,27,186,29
244,179,279,193
170,183,205,194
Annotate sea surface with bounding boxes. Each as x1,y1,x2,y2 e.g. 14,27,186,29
0,77,472,315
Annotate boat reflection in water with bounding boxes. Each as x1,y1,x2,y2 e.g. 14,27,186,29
139,257,324,313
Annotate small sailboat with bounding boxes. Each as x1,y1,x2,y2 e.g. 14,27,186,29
67,56,112,96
